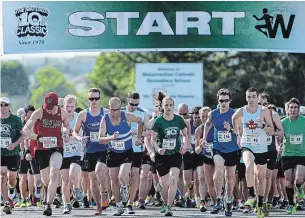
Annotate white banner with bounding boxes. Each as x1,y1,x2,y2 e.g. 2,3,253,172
136,63,203,113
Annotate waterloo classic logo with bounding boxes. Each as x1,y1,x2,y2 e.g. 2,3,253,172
15,6,49,38
253,8,295,39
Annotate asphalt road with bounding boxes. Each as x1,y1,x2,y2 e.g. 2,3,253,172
2,205,305,218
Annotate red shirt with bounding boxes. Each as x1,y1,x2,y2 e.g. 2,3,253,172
35,107,63,151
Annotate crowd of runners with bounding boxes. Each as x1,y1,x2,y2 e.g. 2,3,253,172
1,86,305,218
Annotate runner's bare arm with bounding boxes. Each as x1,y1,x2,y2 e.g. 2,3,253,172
72,111,85,141
272,112,284,139
181,126,189,146
144,131,153,154
151,131,161,152
203,111,213,140
61,109,71,134
22,109,42,140
98,116,114,144
262,107,275,135
125,113,143,140
143,112,151,130
232,108,242,136
195,126,203,154
184,119,191,138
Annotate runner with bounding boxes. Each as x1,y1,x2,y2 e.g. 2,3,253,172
232,87,274,217
258,93,270,106
188,107,204,209
176,103,191,207
194,106,213,212
145,91,166,208
202,88,239,216
60,95,83,214
279,98,305,214
263,103,284,214
18,105,42,208
123,91,151,213
22,92,71,216
151,96,189,216
72,88,109,215
99,97,143,216
1,97,24,214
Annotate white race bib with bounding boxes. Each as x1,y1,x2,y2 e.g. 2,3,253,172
190,135,195,145
42,137,57,148
162,138,176,150
217,131,232,142
90,132,99,142
290,134,303,145
266,135,272,145
244,133,260,146
206,143,213,153
64,140,80,155
111,140,125,150
0,137,12,148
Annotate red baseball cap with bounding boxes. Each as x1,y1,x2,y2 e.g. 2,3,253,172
43,92,59,110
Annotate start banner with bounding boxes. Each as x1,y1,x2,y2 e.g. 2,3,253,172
1,1,303,54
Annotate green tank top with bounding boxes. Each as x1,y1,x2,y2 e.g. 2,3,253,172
152,114,186,155
282,115,305,157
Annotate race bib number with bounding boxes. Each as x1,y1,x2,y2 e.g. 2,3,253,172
190,135,195,145
0,137,11,148
111,140,125,150
42,137,57,148
64,140,80,155
244,133,260,146
206,143,213,153
90,132,99,142
217,131,232,142
266,135,272,145
162,138,176,150
290,134,303,145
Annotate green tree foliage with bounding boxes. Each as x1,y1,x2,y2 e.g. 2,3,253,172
30,66,77,108
1,60,29,95
88,51,305,109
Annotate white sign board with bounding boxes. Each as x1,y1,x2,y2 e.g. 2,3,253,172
136,63,203,113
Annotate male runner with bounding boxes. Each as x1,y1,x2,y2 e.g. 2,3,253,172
23,92,71,216
61,95,83,214
195,106,215,212
18,105,41,207
232,87,274,217
203,88,239,216
72,88,109,215
99,97,142,216
123,91,151,213
1,97,24,214
279,98,305,214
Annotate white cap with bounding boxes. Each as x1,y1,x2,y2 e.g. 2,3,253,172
0,97,11,104
17,108,25,117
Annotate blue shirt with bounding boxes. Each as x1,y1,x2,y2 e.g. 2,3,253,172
105,112,133,153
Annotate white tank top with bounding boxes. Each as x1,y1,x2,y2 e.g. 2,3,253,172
241,105,268,153
63,112,82,158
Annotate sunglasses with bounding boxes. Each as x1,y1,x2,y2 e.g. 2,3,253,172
1,103,9,107
109,108,120,112
179,113,188,116
88,97,100,101
129,102,139,107
219,99,230,103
